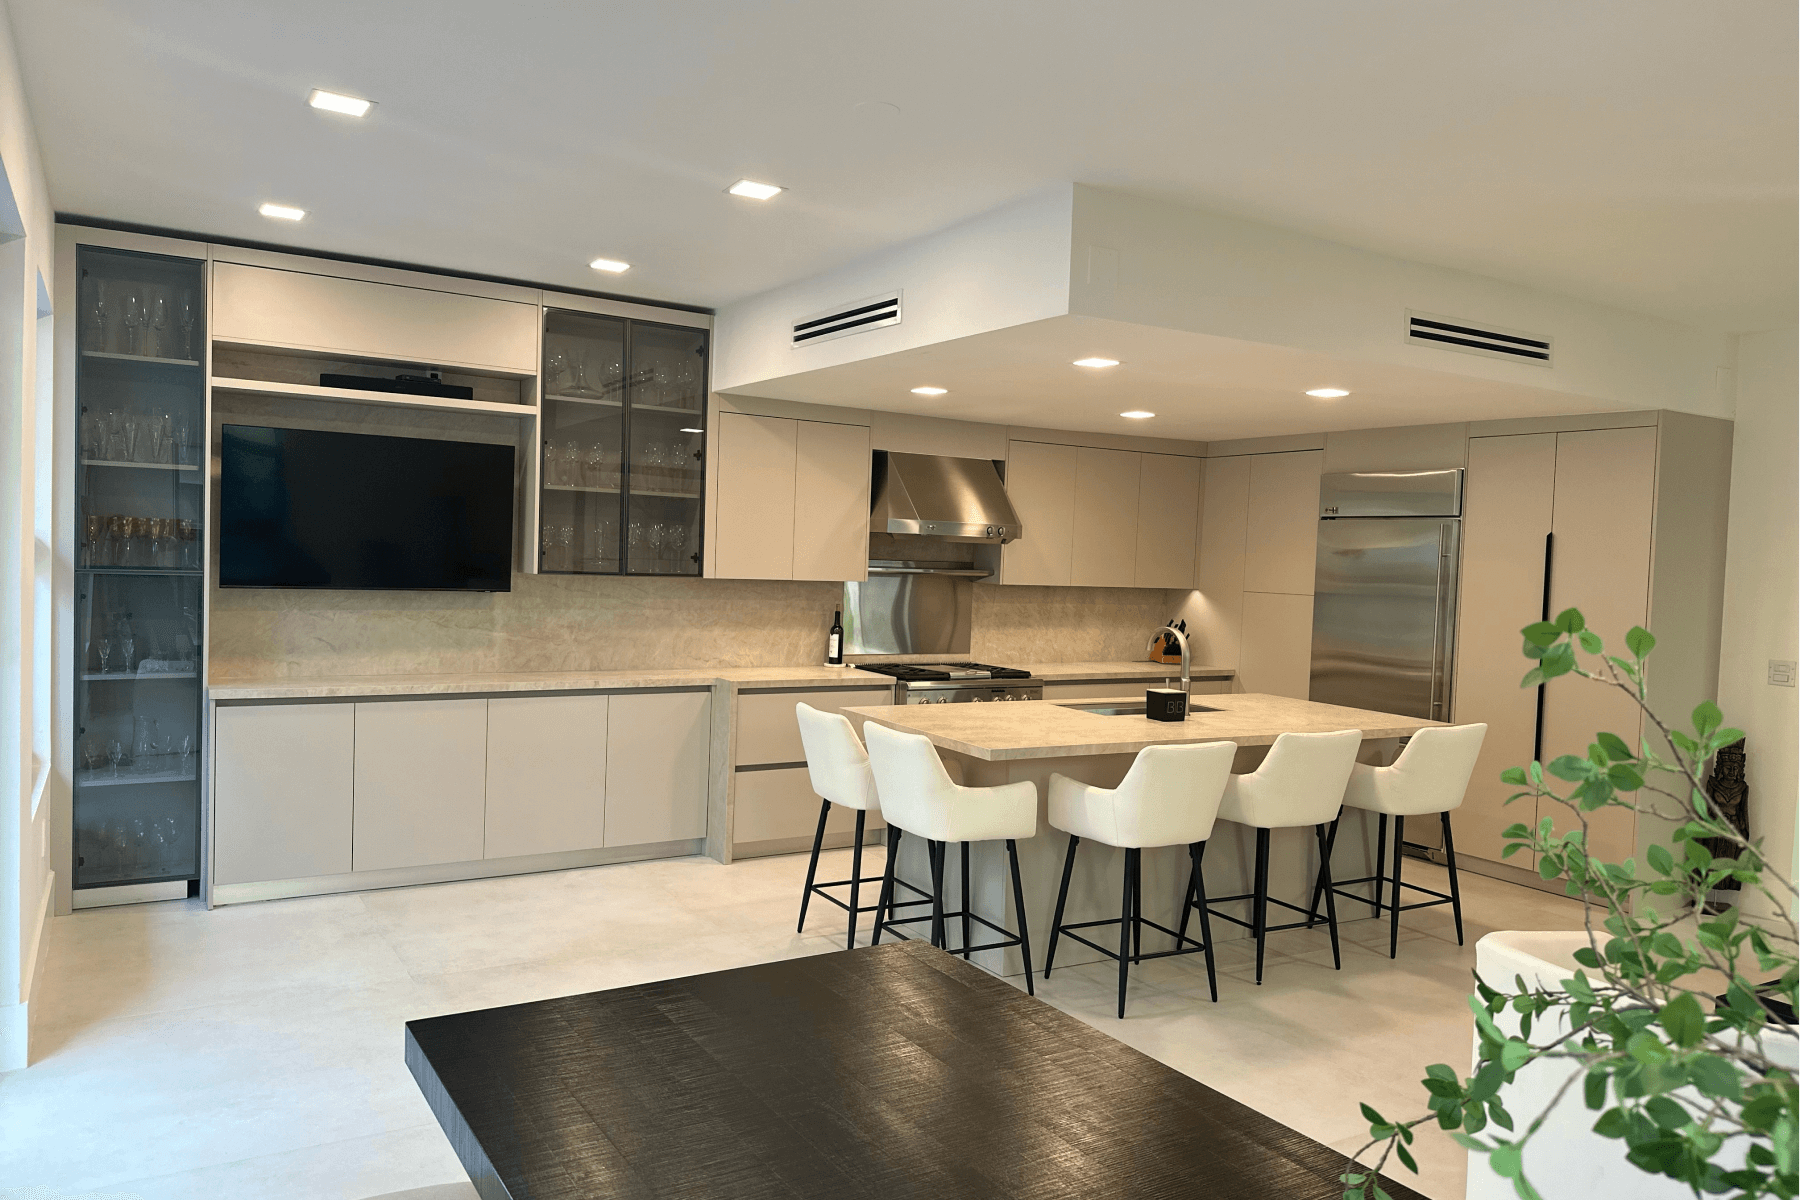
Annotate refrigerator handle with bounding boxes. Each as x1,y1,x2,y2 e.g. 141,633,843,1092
1533,532,1554,762
1429,523,1450,719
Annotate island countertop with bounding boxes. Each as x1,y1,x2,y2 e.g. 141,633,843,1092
844,692,1443,761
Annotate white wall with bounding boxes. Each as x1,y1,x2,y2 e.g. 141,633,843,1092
0,0,56,1071
1068,185,1735,419
1717,327,1798,924
712,185,1075,392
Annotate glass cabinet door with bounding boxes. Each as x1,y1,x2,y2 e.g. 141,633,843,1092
73,246,206,892
538,310,706,575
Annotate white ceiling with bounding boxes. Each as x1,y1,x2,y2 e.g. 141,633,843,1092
720,315,1601,442
10,1,1794,331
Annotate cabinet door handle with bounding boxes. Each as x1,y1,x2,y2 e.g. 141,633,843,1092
1533,532,1554,763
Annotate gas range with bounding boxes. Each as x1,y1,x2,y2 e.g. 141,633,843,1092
855,661,1043,704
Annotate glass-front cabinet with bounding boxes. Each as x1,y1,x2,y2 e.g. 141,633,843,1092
538,310,706,575
72,246,206,892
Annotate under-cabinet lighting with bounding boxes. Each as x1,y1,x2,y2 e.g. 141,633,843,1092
258,203,306,221
910,386,948,396
588,257,631,274
1305,388,1350,398
728,179,784,200
1120,410,1155,419
1073,357,1120,368
308,89,373,117
679,427,703,434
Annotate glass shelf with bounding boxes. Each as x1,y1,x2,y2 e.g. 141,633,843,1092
73,244,205,891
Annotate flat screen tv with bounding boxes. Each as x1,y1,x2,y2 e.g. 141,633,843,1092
219,425,515,591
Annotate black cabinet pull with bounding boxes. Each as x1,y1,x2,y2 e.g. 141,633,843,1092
1532,532,1554,763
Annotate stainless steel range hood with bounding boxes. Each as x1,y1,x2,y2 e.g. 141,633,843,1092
869,451,1023,543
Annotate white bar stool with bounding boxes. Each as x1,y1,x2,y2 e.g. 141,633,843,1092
794,704,932,948
862,722,1041,993
1309,723,1488,959
1201,728,1363,985
1043,741,1238,1018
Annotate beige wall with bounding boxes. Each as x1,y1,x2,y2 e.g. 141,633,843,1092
1718,327,1798,924
209,574,1185,680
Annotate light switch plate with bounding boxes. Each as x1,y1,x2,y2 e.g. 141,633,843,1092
1770,659,1797,687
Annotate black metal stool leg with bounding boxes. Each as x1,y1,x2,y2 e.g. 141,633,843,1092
1389,815,1405,959
929,840,947,949
1315,823,1341,970
872,825,900,945
846,809,867,949
1307,817,1341,927
960,841,973,960
1442,810,1465,945
1193,842,1218,1003
1372,813,1388,917
1006,838,1034,996
1117,848,1136,1018
797,797,830,932
1253,828,1270,985
1045,834,1079,976
1132,850,1144,965
1176,841,1199,946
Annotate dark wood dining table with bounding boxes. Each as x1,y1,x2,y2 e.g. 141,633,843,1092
406,940,1425,1199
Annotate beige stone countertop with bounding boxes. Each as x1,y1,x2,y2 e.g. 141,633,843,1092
206,665,895,702
843,692,1442,761
1019,661,1234,682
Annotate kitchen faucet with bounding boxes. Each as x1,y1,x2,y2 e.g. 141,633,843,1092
1147,624,1190,698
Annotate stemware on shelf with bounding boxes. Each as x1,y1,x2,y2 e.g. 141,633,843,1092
178,293,197,359
87,282,108,353
149,292,169,358
120,291,143,355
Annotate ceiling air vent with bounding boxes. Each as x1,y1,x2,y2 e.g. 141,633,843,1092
1405,310,1552,366
793,291,901,347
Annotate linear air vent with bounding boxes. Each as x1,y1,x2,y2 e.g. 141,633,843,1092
1405,310,1552,365
792,291,902,347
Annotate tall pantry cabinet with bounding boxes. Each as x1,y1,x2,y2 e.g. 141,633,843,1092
1453,413,1733,869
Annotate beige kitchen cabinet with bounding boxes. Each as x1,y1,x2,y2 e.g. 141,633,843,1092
605,691,711,846
213,702,355,886
733,767,871,849
791,420,872,582
1237,593,1316,698
352,698,489,872
1135,454,1202,588
483,695,609,860
735,687,894,766
711,413,871,582
1244,450,1323,595
1191,455,1251,667
1071,447,1142,586
1000,441,1078,585
1454,433,1558,867
211,262,538,374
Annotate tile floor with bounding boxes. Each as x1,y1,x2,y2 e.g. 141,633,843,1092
1,848,1584,1200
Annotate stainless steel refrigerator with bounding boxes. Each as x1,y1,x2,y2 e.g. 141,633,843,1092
1308,469,1464,723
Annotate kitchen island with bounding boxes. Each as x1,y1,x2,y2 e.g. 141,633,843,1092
842,693,1446,978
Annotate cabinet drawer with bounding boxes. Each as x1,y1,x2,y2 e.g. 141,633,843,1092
733,766,880,845
213,702,354,885
212,262,539,374
736,687,894,766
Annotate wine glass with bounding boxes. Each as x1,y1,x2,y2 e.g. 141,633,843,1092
107,738,125,777
149,292,169,358
123,414,142,462
178,519,198,570
585,442,605,488
558,524,574,571
121,291,143,355
540,523,555,569
118,627,135,673
173,416,191,466
545,349,568,394
82,514,104,566
154,413,173,463
87,281,108,352
97,636,114,675
178,293,197,359
104,408,125,461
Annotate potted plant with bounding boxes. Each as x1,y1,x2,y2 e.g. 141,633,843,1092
1342,609,1797,1200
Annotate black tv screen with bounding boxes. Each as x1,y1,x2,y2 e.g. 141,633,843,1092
219,425,515,591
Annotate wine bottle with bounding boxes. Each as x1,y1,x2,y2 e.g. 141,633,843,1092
827,609,844,665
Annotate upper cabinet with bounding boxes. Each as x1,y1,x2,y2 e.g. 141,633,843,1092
709,412,871,582
1243,450,1323,595
537,310,707,576
211,262,539,375
1001,440,1202,589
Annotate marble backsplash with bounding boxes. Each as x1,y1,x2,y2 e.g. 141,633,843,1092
208,575,1189,680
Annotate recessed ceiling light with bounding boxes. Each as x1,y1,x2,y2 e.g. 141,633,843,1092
910,386,948,396
588,257,631,274
258,203,306,221
1306,388,1350,398
727,179,784,200
1120,410,1155,419
308,89,372,117
1073,357,1120,368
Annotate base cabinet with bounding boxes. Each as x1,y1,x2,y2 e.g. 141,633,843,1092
605,691,711,847
352,699,488,872
213,703,355,886
485,695,609,859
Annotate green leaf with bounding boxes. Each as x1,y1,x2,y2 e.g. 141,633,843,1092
1540,645,1576,679
1645,1095,1689,1130
1692,700,1722,740
1595,731,1633,762
1646,843,1674,875
1521,620,1561,648
1685,1054,1743,1100
1554,608,1586,634
1548,754,1591,782
1577,630,1603,654
1500,766,1529,786
1626,1031,1671,1065
1538,855,1561,881
1594,1107,1630,1138
1499,1039,1531,1071
1490,1141,1523,1177
1394,1141,1417,1173
1625,626,1655,659
1359,1102,1387,1126
1584,1070,1608,1110
1606,764,1645,791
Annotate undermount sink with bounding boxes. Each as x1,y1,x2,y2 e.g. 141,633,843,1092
1060,701,1221,717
